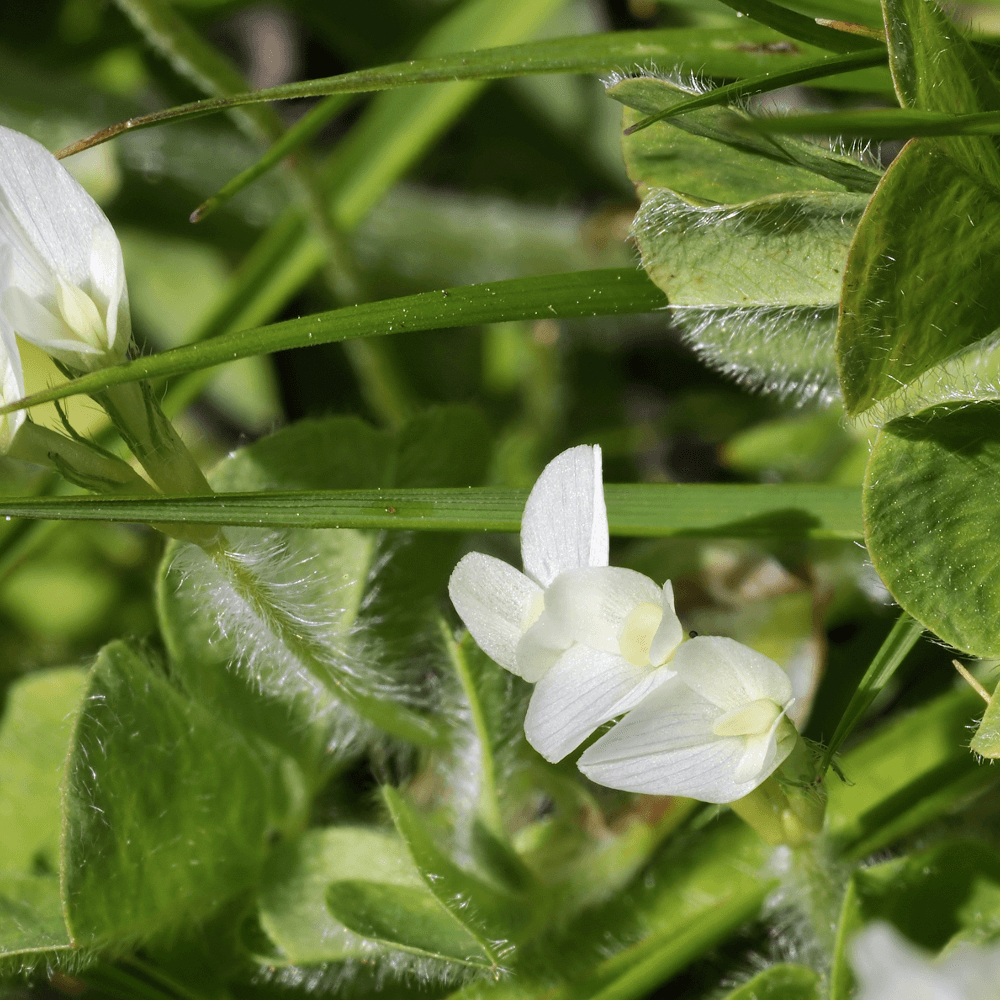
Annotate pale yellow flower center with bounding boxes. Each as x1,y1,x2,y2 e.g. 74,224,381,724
711,698,782,738
619,601,664,667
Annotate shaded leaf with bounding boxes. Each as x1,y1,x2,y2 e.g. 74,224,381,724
0,668,86,875
258,826,428,964
722,964,820,999
0,874,71,963
864,402,1000,657
62,641,306,945
326,882,492,968
613,76,881,198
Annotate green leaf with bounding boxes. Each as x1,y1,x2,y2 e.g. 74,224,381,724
612,77,881,199
158,415,444,757
883,0,1000,122
258,826,436,965
58,25,894,159
825,686,1000,858
622,48,888,136
835,0,1000,413
850,840,1000,949
714,0,883,52
0,483,864,538
635,191,865,307
864,402,1000,657
0,874,71,963
829,838,1000,995
837,139,1000,414
383,787,527,960
720,964,820,1000
970,682,1000,757
820,612,924,773
0,668,87,875
62,641,306,946
545,817,773,1000
325,882,492,968
1,270,666,414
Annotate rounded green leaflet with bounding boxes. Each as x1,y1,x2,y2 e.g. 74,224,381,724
865,400,1000,657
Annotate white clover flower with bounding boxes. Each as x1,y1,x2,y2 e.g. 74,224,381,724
448,445,684,762
851,921,1000,1000
0,126,131,371
577,635,797,803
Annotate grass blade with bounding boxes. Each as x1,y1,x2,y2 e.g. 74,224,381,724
742,106,1000,138
56,26,892,159
623,48,887,135
0,270,666,413
0,483,863,539
713,0,883,53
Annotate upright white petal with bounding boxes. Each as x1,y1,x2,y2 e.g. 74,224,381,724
671,636,793,714
542,566,663,656
523,644,674,762
520,444,608,588
0,126,130,367
449,552,541,675
648,580,684,667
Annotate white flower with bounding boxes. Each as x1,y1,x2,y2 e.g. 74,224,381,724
448,445,684,762
851,921,1000,1000
577,635,797,803
0,126,131,371
0,326,25,452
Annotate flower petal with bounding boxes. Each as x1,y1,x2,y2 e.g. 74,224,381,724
520,444,608,587
0,127,121,300
515,611,572,683
850,922,960,1000
671,635,793,714
448,552,541,675
577,680,777,802
543,566,663,654
523,644,666,762
649,580,684,666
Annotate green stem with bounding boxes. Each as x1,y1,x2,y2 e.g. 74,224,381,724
208,542,444,748
438,617,502,836
820,611,924,775
97,381,213,496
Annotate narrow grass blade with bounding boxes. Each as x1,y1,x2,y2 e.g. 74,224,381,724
0,483,864,539
820,611,924,775
713,0,884,52
623,48,887,135
56,26,892,159
0,270,666,413
743,107,1000,138
191,94,353,223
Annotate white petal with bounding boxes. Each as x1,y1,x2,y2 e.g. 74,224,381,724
577,680,776,803
671,636,793,714
850,923,957,1000
543,566,663,654
0,127,120,297
89,225,129,357
649,580,684,666
448,552,541,675
523,644,659,762
515,611,572,683
520,444,608,587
